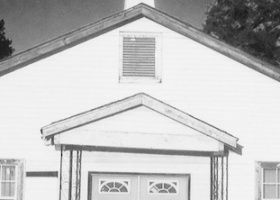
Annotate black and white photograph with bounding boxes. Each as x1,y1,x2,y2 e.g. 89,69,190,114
0,0,280,200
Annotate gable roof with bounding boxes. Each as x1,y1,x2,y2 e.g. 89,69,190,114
41,93,239,150
0,4,280,82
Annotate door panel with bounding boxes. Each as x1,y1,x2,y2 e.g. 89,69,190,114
90,173,189,200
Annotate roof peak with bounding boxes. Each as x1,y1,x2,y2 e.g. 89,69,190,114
125,0,155,9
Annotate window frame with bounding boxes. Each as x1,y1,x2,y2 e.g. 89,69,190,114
256,161,280,200
0,165,17,200
0,159,24,200
119,31,162,83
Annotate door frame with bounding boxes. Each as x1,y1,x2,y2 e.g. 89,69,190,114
88,172,191,200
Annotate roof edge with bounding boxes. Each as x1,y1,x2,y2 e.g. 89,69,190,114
140,5,280,82
0,3,280,81
0,4,145,77
41,93,145,137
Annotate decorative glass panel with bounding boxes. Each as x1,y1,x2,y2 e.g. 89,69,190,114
264,169,276,183
263,185,276,199
99,179,129,194
148,181,178,194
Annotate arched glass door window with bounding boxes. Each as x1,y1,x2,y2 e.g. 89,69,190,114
99,179,130,194
148,181,178,194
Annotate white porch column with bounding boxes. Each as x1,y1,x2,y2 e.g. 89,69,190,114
59,147,82,200
124,0,155,9
210,156,229,200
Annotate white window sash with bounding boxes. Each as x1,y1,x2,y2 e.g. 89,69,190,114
0,164,18,200
262,166,280,200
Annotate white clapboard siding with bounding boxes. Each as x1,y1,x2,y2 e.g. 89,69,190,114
0,17,280,200
25,177,58,200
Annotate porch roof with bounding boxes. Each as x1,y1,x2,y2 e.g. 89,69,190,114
41,93,241,154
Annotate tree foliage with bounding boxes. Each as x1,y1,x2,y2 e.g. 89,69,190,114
203,0,280,66
0,19,14,60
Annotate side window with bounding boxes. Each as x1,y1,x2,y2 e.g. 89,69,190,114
256,162,280,199
119,32,162,83
0,159,24,200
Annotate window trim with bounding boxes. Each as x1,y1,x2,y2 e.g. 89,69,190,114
0,159,24,200
119,31,162,83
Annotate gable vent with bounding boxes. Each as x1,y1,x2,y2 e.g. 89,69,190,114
122,36,156,77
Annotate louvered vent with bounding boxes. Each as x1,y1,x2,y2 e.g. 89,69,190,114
122,37,156,78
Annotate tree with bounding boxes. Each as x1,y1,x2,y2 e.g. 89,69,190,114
0,19,14,60
203,0,280,66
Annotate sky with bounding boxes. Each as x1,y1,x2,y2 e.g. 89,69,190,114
0,0,214,54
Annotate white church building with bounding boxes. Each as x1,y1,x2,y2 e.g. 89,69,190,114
0,2,280,200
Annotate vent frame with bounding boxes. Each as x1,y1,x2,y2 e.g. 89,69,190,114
119,31,162,83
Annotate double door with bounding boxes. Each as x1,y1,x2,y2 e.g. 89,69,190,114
90,173,189,200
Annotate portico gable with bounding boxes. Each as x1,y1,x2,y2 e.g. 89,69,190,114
53,105,226,156
41,93,241,200
42,93,239,152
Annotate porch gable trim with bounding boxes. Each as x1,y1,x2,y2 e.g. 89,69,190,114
41,93,238,148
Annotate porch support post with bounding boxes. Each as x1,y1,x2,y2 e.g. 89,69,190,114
210,155,228,200
59,146,82,200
